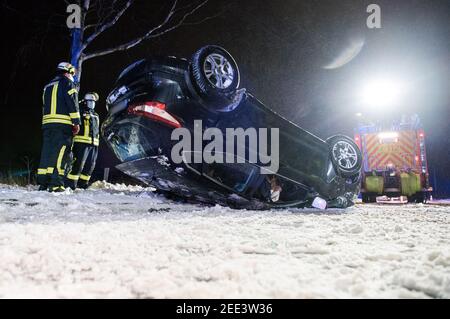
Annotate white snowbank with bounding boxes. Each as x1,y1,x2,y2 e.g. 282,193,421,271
0,185,449,298
89,180,156,192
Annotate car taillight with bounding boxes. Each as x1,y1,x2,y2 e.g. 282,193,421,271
128,101,181,128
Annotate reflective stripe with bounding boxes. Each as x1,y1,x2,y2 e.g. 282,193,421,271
50,83,59,115
73,136,97,145
38,169,47,175
42,118,73,125
70,112,80,119
73,137,99,146
79,174,91,182
43,114,71,120
68,89,78,96
44,81,58,89
73,137,100,145
73,136,91,143
42,114,73,125
47,167,55,174
73,114,99,145
67,174,80,181
84,117,90,138
56,145,67,175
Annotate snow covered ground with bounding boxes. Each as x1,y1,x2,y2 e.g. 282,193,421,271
0,183,449,299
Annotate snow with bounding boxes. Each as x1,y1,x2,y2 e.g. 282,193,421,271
0,183,449,298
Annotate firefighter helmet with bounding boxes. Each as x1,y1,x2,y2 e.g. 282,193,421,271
84,92,99,102
84,92,99,110
57,62,76,76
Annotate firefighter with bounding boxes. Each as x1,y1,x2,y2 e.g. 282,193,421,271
66,92,100,190
37,62,80,192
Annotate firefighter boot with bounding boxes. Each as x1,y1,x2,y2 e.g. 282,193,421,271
65,178,78,190
77,179,90,190
49,186,66,193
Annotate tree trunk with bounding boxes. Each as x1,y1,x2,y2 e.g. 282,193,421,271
70,28,83,84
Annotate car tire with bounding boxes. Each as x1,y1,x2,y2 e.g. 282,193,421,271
190,45,240,110
327,135,362,178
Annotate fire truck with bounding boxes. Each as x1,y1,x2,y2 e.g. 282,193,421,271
355,114,432,203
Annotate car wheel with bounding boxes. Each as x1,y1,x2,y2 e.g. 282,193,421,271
327,135,362,178
190,45,240,108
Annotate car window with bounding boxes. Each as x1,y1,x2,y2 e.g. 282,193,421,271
203,161,259,194
107,122,160,162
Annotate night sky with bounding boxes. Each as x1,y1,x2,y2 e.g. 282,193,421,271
1,1,449,195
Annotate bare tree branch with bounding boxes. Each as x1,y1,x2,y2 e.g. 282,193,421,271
82,0,178,61
84,23,100,31
149,1,210,38
82,0,91,12
82,0,208,62
81,0,133,52
80,0,91,32
182,10,224,26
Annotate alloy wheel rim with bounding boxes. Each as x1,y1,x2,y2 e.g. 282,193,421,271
332,141,358,170
203,53,235,89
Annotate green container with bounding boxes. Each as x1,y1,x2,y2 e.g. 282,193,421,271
365,175,384,194
400,173,421,196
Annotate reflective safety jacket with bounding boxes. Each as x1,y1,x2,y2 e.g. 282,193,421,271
73,107,100,147
42,75,80,128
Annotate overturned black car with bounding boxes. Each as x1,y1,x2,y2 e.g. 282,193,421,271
102,45,362,209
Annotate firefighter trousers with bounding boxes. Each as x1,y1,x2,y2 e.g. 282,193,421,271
66,143,98,189
37,127,73,189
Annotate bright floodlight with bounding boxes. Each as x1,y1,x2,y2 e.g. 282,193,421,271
361,79,404,108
